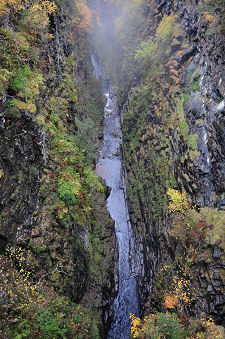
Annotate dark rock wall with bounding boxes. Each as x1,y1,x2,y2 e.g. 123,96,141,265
0,2,117,336
121,0,225,324
0,109,45,249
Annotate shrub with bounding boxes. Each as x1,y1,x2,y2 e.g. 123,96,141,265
0,0,24,16
131,312,204,338
14,99,37,113
11,66,44,101
0,68,12,93
0,248,101,338
130,311,225,338
34,307,67,338
167,188,189,214
0,0,57,17
57,173,81,206
135,13,181,76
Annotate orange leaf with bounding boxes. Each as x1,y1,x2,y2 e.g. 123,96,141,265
165,295,178,309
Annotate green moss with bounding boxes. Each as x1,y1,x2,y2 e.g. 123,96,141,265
187,133,198,150
57,174,80,206
187,67,195,82
11,66,44,101
180,93,189,105
188,150,200,161
0,68,13,93
29,242,44,254
174,97,190,140
189,71,201,92
179,120,189,139
35,114,45,126
11,65,31,92
14,99,37,113
190,79,200,92
201,208,225,250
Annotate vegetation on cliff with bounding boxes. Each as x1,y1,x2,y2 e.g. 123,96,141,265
0,0,116,337
0,0,224,337
92,0,225,334
129,189,225,338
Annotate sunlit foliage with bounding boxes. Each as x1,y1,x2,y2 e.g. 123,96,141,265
0,247,101,338
0,0,57,17
130,313,141,338
76,1,92,32
135,13,178,60
130,311,224,338
167,188,189,214
30,0,57,15
167,188,225,250
1,247,37,311
0,0,25,16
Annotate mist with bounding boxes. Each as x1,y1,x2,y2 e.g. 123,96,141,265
88,0,146,99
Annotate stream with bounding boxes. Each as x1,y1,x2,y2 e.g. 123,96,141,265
92,55,139,339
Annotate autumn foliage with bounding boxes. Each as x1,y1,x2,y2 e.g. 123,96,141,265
167,188,189,214
76,1,92,32
0,0,25,16
130,313,141,338
164,295,178,309
0,0,57,17
73,1,100,32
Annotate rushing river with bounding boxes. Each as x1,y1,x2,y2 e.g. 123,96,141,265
92,55,139,339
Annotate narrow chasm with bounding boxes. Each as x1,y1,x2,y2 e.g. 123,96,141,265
92,54,140,339
0,0,225,338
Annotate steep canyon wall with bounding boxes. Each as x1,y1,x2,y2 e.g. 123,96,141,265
0,1,117,337
119,0,225,325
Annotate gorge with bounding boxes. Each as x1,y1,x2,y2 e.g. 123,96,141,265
92,54,139,338
0,0,225,338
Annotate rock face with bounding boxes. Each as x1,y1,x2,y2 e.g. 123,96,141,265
0,0,225,336
119,0,225,326
0,2,117,337
0,108,45,249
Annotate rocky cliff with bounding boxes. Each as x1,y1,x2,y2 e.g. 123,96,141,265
0,1,117,337
0,0,225,337
90,0,225,332
119,0,225,328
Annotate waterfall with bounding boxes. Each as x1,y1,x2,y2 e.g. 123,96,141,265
92,54,139,339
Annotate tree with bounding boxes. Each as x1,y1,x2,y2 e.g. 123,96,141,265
75,1,92,32
0,0,57,17
0,0,25,16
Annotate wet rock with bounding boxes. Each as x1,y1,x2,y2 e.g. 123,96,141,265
0,109,45,249
213,249,221,259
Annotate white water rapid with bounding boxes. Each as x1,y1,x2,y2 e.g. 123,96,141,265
92,54,139,339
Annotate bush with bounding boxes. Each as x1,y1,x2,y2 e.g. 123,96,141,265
57,174,80,206
131,312,204,339
0,68,12,93
131,312,225,338
135,13,181,76
11,65,44,101
0,247,101,338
